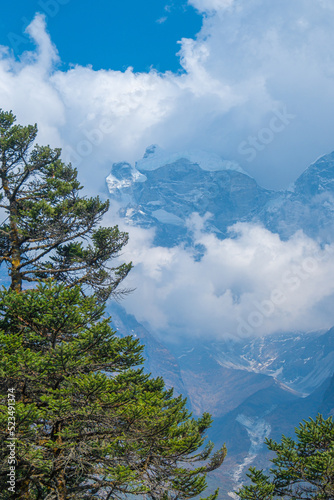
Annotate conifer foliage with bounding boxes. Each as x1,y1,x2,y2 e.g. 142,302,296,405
0,283,226,499
0,110,131,299
238,414,334,500
0,111,226,499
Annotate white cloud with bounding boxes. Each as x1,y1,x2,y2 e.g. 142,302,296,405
0,16,64,148
156,16,168,24
1,10,334,339
189,0,235,12
1,4,334,192
24,13,59,72
118,219,334,340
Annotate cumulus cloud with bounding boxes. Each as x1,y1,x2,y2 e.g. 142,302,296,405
0,16,65,149
117,218,334,340
0,14,238,191
2,9,334,339
1,4,334,192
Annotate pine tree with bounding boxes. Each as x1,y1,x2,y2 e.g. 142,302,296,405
238,414,334,500
0,109,131,299
0,110,226,498
0,282,226,499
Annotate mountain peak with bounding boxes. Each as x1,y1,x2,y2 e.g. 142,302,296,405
293,150,334,198
136,144,247,174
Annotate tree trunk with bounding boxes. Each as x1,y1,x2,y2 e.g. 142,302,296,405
1,154,22,292
9,208,22,292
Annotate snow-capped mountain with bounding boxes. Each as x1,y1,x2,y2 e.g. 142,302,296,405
106,145,334,246
106,145,272,245
105,145,334,497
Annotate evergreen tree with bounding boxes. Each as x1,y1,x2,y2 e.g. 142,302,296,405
0,109,131,299
238,414,334,500
0,110,226,498
0,282,226,499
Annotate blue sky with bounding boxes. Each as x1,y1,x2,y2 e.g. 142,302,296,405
0,0,202,72
1,0,334,338
1,0,334,191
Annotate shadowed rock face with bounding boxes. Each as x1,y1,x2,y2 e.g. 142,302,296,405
106,302,188,400
260,152,334,241
107,148,334,246
294,152,334,199
106,300,334,498
107,156,272,246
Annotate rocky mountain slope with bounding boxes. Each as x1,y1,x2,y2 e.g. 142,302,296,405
106,145,334,245
105,145,334,497
106,145,272,246
107,301,334,498
260,152,334,241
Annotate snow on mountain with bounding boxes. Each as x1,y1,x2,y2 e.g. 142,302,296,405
227,415,271,498
106,162,146,195
104,147,334,497
207,329,334,395
107,147,334,246
107,145,271,245
233,415,271,482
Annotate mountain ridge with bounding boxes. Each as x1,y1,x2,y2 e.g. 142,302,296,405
107,145,334,246
105,146,334,497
